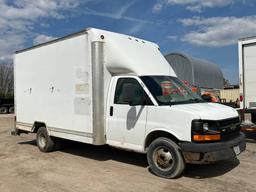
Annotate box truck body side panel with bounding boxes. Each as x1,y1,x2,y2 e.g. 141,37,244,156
15,33,94,142
240,41,256,109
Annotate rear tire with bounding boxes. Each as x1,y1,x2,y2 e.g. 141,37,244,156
147,137,185,179
8,106,14,114
0,107,8,114
36,127,55,152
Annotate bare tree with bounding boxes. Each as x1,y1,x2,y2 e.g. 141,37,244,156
0,64,14,97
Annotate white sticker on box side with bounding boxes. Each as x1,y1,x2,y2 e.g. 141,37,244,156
75,83,89,94
74,97,91,115
75,67,90,94
75,67,89,83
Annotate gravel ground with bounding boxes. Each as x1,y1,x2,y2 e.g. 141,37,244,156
0,114,255,192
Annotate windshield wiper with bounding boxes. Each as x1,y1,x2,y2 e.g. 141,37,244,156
161,99,204,106
189,98,204,103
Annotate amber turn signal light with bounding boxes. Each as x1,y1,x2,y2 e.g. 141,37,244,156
193,134,221,141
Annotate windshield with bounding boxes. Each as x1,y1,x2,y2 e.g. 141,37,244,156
140,76,204,105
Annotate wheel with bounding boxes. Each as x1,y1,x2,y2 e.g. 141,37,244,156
0,107,8,114
36,127,55,152
147,137,185,179
8,106,14,113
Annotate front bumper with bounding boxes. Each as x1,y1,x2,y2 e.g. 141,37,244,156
180,133,246,163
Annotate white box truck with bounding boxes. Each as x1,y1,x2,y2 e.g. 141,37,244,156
238,37,256,124
12,28,245,178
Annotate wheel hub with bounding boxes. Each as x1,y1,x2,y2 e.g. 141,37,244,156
38,134,46,148
153,147,174,171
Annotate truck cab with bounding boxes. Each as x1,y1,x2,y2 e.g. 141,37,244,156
106,74,245,178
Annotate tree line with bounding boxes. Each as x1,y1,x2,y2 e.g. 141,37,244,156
0,64,14,98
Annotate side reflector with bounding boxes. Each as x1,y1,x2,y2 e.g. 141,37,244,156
193,134,221,141
240,94,243,102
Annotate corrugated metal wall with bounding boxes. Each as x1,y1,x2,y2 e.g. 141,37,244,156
165,54,193,84
220,89,239,102
165,53,224,89
192,57,224,89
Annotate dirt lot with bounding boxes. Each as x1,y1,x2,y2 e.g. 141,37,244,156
0,115,255,192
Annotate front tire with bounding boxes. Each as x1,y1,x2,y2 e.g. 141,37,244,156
36,127,55,152
147,137,185,179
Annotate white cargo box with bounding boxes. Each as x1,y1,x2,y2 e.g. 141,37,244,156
14,28,175,145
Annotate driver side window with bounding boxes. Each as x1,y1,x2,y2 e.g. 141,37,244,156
114,78,153,105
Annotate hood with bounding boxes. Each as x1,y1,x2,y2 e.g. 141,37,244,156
172,102,238,120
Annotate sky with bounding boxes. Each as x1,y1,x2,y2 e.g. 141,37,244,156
0,0,256,84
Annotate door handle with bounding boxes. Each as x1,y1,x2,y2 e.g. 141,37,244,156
110,106,113,116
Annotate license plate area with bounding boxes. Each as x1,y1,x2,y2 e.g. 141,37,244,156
233,145,241,155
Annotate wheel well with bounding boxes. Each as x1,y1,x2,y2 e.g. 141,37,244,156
145,131,179,151
33,122,46,133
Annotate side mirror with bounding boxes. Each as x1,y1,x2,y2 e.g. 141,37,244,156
122,84,136,106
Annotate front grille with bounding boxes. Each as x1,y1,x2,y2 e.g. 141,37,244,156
221,131,240,141
206,117,241,141
216,117,240,128
219,117,240,141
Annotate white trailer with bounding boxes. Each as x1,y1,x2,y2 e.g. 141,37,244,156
238,37,256,123
13,28,245,178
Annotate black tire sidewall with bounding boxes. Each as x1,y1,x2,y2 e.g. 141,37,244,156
9,107,14,113
36,127,54,152
147,137,185,179
0,107,8,114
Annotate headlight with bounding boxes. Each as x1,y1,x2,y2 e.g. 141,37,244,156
191,120,203,134
203,123,209,131
191,120,220,142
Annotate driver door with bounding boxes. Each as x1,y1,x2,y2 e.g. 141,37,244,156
106,77,153,152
